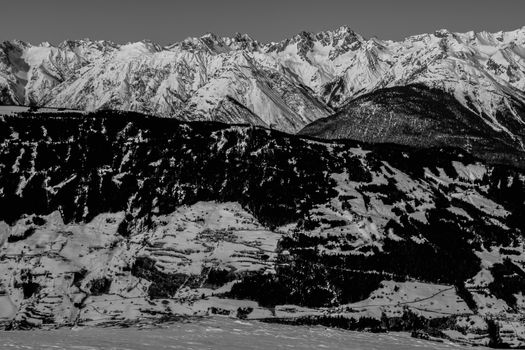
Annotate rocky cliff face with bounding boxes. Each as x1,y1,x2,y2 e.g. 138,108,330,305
1,110,525,347
1,26,525,134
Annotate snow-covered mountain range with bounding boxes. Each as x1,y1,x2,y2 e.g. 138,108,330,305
1,26,525,133
2,26,525,348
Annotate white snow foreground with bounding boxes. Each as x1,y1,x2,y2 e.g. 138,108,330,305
0,318,484,350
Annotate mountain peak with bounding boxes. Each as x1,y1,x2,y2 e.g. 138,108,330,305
224,33,258,50
200,32,221,41
232,32,255,42
434,29,452,38
333,25,358,37
293,30,314,43
0,39,31,50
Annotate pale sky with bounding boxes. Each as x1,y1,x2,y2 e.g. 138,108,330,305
1,0,524,45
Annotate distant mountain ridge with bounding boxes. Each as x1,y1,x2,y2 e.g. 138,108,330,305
299,84,525,167
1,26,525,133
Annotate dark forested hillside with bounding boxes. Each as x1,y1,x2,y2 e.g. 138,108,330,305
0,110,524,347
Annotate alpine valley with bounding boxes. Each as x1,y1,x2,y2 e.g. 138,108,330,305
0,26,525,348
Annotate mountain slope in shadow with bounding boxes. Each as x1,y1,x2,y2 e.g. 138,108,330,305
299,85,525,167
